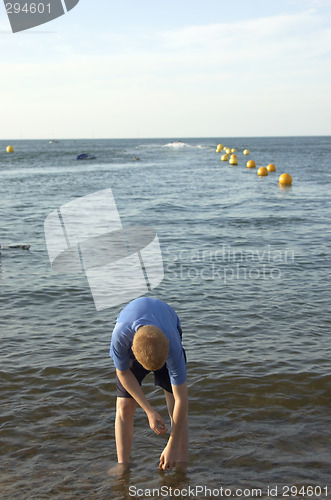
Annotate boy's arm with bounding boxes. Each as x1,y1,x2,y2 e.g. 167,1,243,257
159,381,188,470
116,368,168,435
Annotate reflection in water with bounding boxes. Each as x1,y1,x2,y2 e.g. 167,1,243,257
108,467,131,500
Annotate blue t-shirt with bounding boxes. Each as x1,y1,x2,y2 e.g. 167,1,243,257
110,297,186,386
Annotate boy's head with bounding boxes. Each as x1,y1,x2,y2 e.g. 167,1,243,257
132,325,169,371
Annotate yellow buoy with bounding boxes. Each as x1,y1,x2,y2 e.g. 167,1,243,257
257,167,268,176
231,148,236,153
229,157,238,165
267,163,276,172
221,154,229,161
279,173,292,185
217,144,223,150
243,149,250,155
225,148,231,155
6,145,14,153
246,160,256,168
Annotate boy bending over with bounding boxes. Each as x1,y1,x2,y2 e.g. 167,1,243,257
110,297,188,472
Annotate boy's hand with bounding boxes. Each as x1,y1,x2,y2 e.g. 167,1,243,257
147,410,167,435
159,440,178,470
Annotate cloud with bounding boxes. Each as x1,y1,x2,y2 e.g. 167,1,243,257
3,8,330,77
156,9,330,62
75,8,331,93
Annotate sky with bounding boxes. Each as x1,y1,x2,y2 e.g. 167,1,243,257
0,0,330,139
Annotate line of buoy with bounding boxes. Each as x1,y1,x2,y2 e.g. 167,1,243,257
215,142,293,186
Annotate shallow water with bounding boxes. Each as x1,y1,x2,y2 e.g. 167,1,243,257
0,136,330,499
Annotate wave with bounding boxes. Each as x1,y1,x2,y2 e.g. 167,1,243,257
162,141,210,149
162,141,190,148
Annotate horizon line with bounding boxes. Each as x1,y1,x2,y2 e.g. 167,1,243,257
0,134,330,142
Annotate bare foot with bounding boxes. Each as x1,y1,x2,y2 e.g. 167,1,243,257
108,462,130,477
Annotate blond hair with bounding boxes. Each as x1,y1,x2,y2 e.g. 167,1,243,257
132,325,169,371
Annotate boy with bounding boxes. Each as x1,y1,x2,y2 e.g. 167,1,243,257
110,297,188,472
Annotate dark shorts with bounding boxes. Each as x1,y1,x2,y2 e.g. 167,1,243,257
116,326,186,398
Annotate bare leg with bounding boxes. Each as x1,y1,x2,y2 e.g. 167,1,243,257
115,397,137,464
164,390,175,426
163,390,188,467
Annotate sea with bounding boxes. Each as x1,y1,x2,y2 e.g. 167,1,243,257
0,136,330,500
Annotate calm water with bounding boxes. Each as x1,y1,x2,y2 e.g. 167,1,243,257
0,137,330,499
